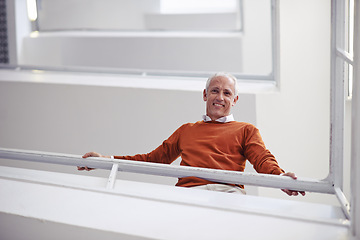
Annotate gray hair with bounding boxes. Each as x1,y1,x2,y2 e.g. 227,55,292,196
205,72,239,97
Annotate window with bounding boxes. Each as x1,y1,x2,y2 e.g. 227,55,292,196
344,0,354,98
328,0,356,220
10,0,276,81
335,0,354,99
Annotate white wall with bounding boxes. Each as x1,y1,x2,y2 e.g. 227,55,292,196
20,33,244,73
37,0,161,31
255,0,339,204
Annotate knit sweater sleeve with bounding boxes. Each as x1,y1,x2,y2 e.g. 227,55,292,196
113,124,185,164
243,124,284,175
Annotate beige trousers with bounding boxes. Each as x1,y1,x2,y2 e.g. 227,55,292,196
191,184,246,195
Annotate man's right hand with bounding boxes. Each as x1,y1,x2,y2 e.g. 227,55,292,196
77,151,110,171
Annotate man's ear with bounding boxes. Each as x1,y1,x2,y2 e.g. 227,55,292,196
232,95,239,106
203,89,207,101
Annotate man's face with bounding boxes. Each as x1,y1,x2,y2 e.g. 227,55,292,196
203,76,239,121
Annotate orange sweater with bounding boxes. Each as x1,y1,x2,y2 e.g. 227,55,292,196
115,121,284,188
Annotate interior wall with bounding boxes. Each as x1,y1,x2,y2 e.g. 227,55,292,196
255,0,338,204
20,34,244,73
37,0,161,31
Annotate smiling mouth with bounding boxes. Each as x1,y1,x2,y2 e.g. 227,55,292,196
213,103,224,107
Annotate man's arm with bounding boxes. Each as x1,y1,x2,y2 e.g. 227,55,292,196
79,125,184,170
243,125,305,196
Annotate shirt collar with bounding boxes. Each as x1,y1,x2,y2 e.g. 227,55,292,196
202,114,235,123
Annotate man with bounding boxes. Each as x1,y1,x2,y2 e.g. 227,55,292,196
80,72,305,196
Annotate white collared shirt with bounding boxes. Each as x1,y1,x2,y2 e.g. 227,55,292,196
202,114,235,123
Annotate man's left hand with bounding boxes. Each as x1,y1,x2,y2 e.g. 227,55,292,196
281,172,306,196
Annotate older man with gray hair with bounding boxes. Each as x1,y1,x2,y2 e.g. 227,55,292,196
80,72,305,196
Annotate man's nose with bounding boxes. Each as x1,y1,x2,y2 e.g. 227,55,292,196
216,92,224,101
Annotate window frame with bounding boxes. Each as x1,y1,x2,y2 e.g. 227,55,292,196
3,0,278,84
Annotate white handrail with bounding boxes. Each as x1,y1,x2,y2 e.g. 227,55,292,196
0,147,334,194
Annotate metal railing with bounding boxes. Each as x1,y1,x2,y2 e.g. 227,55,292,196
0,147,336,194
0,147,351,221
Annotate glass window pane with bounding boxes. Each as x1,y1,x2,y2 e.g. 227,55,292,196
345,62,353,98
345,0,354,56
20,0,273,78
160,0,238,14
